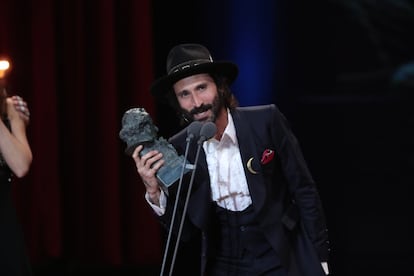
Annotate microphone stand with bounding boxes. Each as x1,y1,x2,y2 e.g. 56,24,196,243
159,122,202,276
168,122,216,276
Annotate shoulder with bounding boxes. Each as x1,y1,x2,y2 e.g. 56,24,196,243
232,104,280,121
168,126,187,145
234,104,279,114
235,103,276,112
167,127,190,154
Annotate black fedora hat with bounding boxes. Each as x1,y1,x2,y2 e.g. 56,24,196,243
150,44,238,97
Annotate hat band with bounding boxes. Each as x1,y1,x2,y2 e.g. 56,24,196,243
168,57,213,75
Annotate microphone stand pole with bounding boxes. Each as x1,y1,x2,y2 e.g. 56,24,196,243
159,122,201,276
167,137,204,276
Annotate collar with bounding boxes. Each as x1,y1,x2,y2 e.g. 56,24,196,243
213,109,237,144
223,110,237,144
204,109,237,153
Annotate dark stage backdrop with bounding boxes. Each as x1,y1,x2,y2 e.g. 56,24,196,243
1,0,413,275
0,0,162,269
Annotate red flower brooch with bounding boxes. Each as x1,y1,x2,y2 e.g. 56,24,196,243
261,149,274,165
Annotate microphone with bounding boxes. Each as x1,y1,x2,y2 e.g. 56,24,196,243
197,122,217,144
168,121,217,276
159,121,202,276
186,120,203,142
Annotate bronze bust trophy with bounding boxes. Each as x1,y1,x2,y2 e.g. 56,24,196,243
119,107,192,188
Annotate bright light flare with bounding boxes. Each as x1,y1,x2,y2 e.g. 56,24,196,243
0,59,10,79
0,60,10,70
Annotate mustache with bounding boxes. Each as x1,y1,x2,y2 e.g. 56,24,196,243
190,104,212,115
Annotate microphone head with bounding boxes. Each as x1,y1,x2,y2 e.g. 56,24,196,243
186,121,203,141
198,122,217,143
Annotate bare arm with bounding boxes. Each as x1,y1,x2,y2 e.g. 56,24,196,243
0,97,32,177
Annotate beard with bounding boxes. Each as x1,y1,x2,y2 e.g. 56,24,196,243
181,93,223,123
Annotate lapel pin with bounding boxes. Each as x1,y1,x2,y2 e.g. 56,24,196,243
247,157,259,174
261,149,274,165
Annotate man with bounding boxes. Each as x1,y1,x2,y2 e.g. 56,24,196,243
132,44,330,275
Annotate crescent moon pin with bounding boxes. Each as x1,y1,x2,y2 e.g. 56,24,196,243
247,157,259,175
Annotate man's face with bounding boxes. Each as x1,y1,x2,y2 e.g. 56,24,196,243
173,73,222,123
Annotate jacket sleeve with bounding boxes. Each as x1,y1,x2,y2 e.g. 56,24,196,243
269,104,330,261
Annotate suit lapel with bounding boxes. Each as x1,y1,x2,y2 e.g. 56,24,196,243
231,109,266,213
185,141,212,230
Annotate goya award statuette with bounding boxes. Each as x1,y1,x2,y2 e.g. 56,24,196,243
119,107,192,188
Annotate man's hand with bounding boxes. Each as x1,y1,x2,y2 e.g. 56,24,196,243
132,145,164,205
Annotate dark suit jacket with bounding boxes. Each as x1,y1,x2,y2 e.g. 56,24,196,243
160,104,329,276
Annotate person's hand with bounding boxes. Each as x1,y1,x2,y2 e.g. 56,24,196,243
11,96,30,125
132,145,164,203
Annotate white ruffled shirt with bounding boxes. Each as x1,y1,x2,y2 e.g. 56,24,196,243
202,111,252,211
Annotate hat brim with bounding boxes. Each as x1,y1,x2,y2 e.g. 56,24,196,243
150,61,238,98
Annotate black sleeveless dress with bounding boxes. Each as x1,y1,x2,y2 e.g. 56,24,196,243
0,121,32,275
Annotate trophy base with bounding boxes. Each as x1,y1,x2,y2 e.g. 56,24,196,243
156,156,192,188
